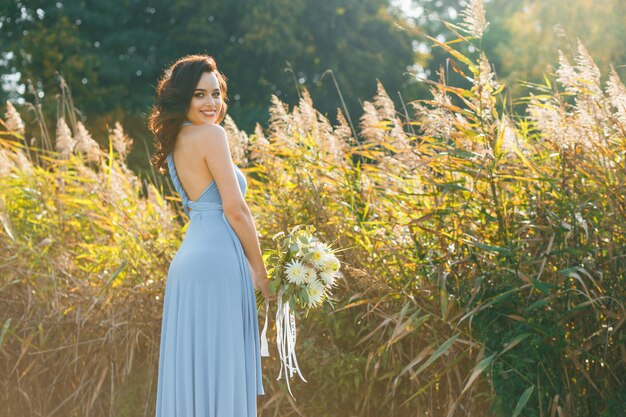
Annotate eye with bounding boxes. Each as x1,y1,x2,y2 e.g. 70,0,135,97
194,93,204,98
212,92,221,98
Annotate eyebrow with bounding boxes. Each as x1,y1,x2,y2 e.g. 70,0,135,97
194,88,220,92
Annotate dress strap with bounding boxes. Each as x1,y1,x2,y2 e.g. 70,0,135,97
181,120,194,127
166,153,190,216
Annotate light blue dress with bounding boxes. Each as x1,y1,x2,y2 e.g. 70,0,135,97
155,120,265,417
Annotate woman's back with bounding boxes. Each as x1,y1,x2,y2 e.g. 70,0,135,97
169,126,216,202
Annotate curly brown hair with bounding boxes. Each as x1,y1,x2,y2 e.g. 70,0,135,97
148,54,229,174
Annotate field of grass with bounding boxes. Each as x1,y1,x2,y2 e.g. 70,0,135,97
1,5,624,417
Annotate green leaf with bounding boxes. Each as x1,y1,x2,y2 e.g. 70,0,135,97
103,132,113,188
530,278,557,295
415,333,460,376
464,239,511,255
493,83,506,96
501,333,531,355
300,287,309,303
426,34,473,66
269,279,280,294
0,318,12,349
106,260,127,286
493,289,515,303
439,277,448,319
557,266,577,276
512,386,534,417
460,353,495,396
525,296,553,311
543,73,552,90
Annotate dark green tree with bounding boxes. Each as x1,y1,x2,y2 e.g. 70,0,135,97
1,0,416,148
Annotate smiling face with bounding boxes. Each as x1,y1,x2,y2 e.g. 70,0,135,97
186,71,223,125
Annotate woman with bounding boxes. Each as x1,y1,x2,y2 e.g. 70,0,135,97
148,54,273,417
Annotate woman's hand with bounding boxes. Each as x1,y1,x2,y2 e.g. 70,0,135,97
250,266,276,301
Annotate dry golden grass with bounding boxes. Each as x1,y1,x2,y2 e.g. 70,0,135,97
1,2,625,415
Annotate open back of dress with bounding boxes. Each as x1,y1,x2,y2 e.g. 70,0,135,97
155,126,265,417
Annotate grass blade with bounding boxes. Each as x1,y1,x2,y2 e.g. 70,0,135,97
512,386,535,417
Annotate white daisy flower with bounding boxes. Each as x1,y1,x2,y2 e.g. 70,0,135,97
305,279,325,308
285,259,309,285
315,241,332,254
310,242,331,269
319,271,336,287
302,265,317,284
320,254,340,274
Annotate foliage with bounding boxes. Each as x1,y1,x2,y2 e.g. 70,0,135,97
487,0,626,94
400,3,625,414
405,0,626,108
0,113,182,415
0,0,415,137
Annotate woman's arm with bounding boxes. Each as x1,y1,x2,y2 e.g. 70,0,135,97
191,124,266,273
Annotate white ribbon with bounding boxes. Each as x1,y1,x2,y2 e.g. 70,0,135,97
274,287,307,399
260,298,269,357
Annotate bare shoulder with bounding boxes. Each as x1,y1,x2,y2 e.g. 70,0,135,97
180,123,228,156
185,123,226,141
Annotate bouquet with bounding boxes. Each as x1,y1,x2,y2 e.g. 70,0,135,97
256,224,342,399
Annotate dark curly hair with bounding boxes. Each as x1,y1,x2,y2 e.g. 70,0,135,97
148,54,229,174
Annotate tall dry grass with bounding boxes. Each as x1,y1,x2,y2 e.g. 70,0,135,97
0,95,182,416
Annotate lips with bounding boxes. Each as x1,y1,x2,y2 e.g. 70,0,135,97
201,110,216,117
